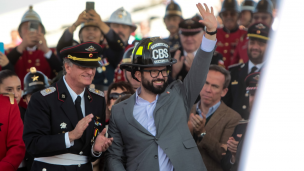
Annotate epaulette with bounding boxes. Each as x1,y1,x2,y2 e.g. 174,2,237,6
1,93,15,104
40,87,56,96
238,119,249,124
89,88,104,97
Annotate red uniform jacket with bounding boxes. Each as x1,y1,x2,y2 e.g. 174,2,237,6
0,94,25,171
114,44,134,83
230,36,249,65
215,28,247,68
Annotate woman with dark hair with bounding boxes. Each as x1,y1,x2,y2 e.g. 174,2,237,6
106,81,135,121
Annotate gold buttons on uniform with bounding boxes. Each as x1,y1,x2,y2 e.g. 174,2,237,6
120,43,123,46
242,105,247,109
26,69,30,72
117,40,120,43
28,59,32,63
224,50,227,53
223,57,226,61
225,34,229,38
225,43,229,46
79,151,83,155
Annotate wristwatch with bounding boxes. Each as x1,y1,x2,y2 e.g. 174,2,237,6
198,131,206,142
206,29,217,35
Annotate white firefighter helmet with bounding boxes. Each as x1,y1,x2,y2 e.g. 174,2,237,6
18,6,45,35
105,7,137,32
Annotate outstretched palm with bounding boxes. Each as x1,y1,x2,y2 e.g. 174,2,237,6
196,3,217,32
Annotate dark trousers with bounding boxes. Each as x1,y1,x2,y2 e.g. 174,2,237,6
31,161,92,171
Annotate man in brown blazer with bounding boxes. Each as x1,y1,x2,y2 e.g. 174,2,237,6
189,65,241,171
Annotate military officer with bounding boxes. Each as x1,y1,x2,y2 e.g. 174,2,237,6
222,22,270,119
171,17,224,81
23,42,113,171
216,0,247,69
231,0,273,65
56,8,127,90
163,0,183,52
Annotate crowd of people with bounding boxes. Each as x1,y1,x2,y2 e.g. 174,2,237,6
0,0,276,171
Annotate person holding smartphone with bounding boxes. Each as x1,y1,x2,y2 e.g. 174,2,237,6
2,6,62,108
56,3,128,90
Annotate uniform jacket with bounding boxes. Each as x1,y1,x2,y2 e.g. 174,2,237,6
105,48,214,171
170,46,223,81
215,27,247,69
221,122,248,171
164,34,182,52
56,29,125,89
0,94,25,171
23,78,106,171
222,62,252,119
230,36,249,65
190,102,241,171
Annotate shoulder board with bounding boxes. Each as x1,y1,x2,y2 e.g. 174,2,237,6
40,87,56,96
228,63,243,69
238,119,249,124
89,88,104,97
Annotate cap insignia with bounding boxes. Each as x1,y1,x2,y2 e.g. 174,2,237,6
30,67,37,73
32,75,39,81
85,45,96,52
255,23,265,29
256,30,261,34
185,19,194,24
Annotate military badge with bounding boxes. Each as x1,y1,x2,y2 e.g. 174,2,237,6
89,88,104,97
255,23,265,29
60,122,67,129
85,45,96,52
40,87,56,96
231,80,238,85
31,75,39,81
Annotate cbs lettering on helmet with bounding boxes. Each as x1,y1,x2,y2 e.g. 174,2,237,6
150,43,169,64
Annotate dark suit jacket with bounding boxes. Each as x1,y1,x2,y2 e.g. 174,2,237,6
23,78,106,171
190,102,241,171
106,48,215,171
221,122,248,171
222,62,249,119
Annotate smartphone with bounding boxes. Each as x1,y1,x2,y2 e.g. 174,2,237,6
29,21,39,32
0,42,4,54
86,2,95,12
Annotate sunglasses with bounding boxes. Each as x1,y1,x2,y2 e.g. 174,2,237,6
109,92,130,100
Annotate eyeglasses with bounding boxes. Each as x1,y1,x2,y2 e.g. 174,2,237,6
109,92,130,100
222,11,237,17
142,69,169,78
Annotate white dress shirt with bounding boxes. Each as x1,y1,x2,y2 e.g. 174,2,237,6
248,60,264,74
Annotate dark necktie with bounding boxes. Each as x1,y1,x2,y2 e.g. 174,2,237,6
250,66,258,74
75,96,83,121
75,96,86,142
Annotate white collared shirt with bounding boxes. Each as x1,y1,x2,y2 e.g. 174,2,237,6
63,76,85,148
248,60,264,74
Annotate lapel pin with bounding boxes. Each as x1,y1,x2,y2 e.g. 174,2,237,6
88,95,91,100
60,122,67,129
61,94,66,99
167,91,170,94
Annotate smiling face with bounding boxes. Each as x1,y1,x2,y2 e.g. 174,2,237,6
180,31,204,53
200,70,228,107
247,38,267,64
221,10,239,30
80,26,103,43
0,76,22,104
135,66,169,95
65,62,96,88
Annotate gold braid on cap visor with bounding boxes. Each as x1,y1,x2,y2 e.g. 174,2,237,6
67,55,101,61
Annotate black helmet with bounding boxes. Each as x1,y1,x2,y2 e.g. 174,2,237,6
220,0,240,14
241,0,257,12
254,0,273,16
23,67,49,98
164,0,183,18
120,37,176,70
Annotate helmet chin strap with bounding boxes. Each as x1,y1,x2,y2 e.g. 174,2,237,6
131,67,140,82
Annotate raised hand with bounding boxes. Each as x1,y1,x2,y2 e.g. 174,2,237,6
37,33,50,54
93,128,114,152
0,52,9,67
196,3,217,32
69,114,94,142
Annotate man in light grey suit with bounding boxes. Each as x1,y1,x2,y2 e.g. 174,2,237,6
106,3,218,171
